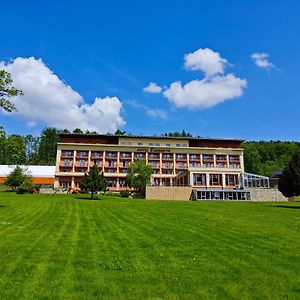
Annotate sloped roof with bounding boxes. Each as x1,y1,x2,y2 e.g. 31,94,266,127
0,165,55,178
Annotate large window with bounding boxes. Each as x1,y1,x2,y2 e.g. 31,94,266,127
209,174,222,186
226,174,239,186
193,173,206,186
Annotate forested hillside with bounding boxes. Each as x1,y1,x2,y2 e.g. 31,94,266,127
0,126,299,177
242,141,299,176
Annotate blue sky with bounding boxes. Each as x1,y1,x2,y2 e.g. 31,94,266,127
1,0,300,141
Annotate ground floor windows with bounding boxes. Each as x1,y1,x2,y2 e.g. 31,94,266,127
209,174,222,186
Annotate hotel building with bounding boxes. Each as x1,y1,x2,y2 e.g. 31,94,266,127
55,133,247,198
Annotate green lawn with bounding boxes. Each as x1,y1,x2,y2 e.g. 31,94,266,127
0,192,299,299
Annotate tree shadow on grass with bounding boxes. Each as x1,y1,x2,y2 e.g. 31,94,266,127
270,205,300,210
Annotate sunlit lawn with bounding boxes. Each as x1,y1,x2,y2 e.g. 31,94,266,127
0,191,299,299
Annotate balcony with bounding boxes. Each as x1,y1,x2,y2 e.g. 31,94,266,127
189,155,200,161
175,163,188,169
162,155,173,161
61,152,74,159
104,162,117,168
176,155,187,161
75,161,88,167
91,152,103,159
120,153,132,159
106,153,118,158
148,154,160,160
161,163,173,169
59,161,73,167
134,154,146,159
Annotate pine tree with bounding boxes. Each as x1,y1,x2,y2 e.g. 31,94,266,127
79,166,107,199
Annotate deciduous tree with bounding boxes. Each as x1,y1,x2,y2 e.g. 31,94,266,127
0,69,23,112
126,159,152,195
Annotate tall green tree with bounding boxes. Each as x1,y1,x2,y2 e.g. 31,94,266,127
0,126,7,164
278,148,300,199
126,159,152,195
79,166,107,199
5,135,26,164
37,128,58,165
0,69,23,112
24,135,40,164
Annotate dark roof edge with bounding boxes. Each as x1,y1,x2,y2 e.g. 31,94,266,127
58,133,244,142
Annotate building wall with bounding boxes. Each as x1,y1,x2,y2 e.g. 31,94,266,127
249,188,287,202
55,135,244,190
146,186,192,201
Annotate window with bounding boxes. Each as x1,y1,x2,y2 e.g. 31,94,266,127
204,162,212,167
64,159,70,166
108,160,115,167
165,170,171,174
107,152,117,158
226,174,238,186
177,154,186,160
120,180,127,187
63,151,73,157
93,152,102,158
63,168,71,172
135,153,144,158
79,151,88,157
190,154,198,160
107,180,116,187
191,162,198,167
149,143,154,146
94,159,101,166
165,144,171,147
231,163,238,168
79,168,85,173
138,143,143,146
122,169,128,174
209,174,222,186
108,169,115,173
193,173,206,186
150,162,157,167
123,161,129,167
178,170,184,174
218,162,225,168
178,162,185,167
165,162,171,167
203,155,213,161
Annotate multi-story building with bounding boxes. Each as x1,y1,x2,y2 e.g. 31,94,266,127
54,133,246,197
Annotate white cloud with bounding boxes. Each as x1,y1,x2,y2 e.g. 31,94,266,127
164,74,247,109
144,107,167,119
251,52,274,68
0,57,125,133
184,48,229,77
162,48,247,109
127,100,167,120
143,82,162,93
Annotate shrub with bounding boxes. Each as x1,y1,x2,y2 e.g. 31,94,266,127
16,182,38,194
120,190,130,198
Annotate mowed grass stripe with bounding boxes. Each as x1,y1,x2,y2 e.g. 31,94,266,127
0,193,300,299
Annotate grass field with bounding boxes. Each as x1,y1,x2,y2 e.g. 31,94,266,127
0,192,299,299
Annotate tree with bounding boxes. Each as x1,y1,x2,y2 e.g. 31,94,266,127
73,128,83,134
278,148,300,199
5,166,31,191
5,135,26,165
126,159,152,195
24,135,39,164
37,128,58,165
0,126,7,164
115,129,126,135
79,166,107,199
0,69,23,112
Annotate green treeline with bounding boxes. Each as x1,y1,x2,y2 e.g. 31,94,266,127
0,126,299,177
242,141,299,176
0,127,58,165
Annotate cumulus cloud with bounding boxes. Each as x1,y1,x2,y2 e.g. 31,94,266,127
163,48,247,109
164,74,247,109
184,48,229,77
0,57,125,133
251,52,274,68
143,82,162,93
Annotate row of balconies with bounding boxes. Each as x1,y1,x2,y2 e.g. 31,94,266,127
61,150,240,162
